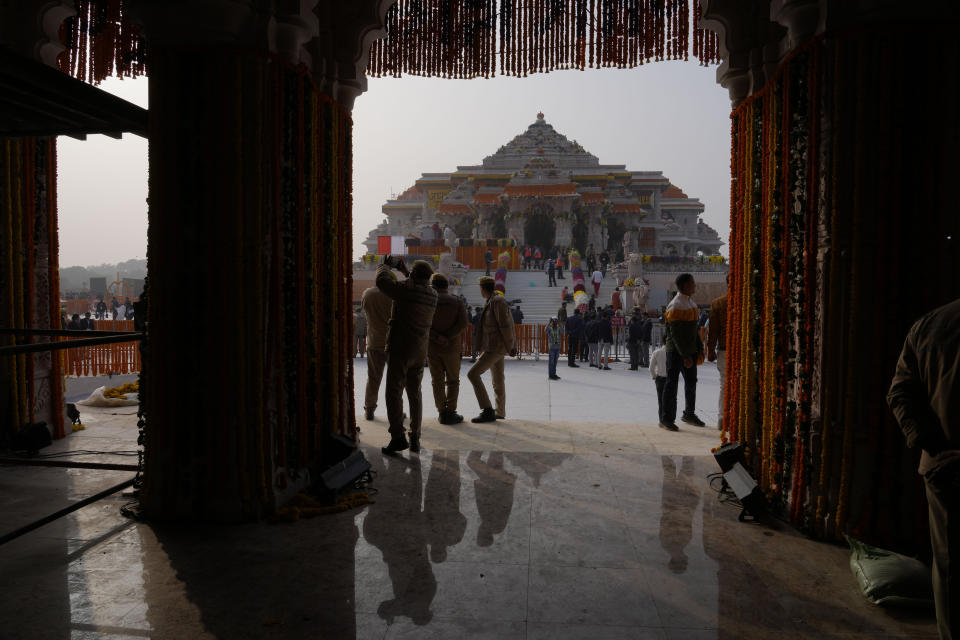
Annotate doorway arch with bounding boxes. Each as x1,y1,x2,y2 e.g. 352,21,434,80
523,211,556,250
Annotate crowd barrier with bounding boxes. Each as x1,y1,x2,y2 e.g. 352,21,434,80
59,320,140,376
456,323,636,358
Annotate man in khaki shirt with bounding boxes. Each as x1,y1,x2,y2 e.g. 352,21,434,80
707,280,728,431
888,298,959,639
428,274,469,425
377,257,438,454
361,278,394,421
468,276,516,423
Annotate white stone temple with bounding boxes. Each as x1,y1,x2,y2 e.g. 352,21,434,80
362,113,723,258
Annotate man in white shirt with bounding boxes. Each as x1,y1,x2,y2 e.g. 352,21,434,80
649,345,671,430
591,268,603,296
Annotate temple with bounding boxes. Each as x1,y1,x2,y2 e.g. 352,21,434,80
363,113,723,259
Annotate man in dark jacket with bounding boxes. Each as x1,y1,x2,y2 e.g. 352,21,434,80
376,256,438,454
597,310,613,370
484,248,493,276
627,309,644,370
638,311,653,367
585,313,600,368
565,309,583,368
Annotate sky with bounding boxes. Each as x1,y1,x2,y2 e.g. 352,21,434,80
56,60,731,268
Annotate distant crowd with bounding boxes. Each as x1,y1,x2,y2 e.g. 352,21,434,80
62,296,135,330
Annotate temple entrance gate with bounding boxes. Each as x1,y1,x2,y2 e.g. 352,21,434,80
523,211,556,250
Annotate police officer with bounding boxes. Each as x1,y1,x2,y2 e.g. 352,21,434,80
468,276,516,422
428,273,468,425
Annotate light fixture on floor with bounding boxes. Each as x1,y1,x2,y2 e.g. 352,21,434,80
712,442,767,522
314,434,372,500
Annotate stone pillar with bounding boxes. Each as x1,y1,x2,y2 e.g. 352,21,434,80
0,137,66,443
133,1,355,520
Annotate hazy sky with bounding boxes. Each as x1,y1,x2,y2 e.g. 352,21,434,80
57,60,731,267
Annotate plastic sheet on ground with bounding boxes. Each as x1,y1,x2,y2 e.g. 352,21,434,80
76,386,140,407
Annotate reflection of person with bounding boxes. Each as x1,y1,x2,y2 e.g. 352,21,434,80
707,280,729,431
659,456,700,573
468,276,517,423
361,277,394,421
887,298,960,640
376,256,438,454
423,449,467,563
428,274,468,425
662,273,705,430
467,451,516,547
363,455,436,625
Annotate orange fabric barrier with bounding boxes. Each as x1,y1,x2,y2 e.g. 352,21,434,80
455,246,521,270
59,319,140,376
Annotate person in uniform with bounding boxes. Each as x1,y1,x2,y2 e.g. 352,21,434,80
376,256,438,454
427,273,469,425
888,298,959,640
468,275,516,423
360,273,395,421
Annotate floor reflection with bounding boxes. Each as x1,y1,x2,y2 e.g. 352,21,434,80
659,455,700,574
423,449,467,563
467,451,517,547
363,454,436,625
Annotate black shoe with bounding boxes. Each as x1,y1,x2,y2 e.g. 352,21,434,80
568,363,579,368
549,375,561,380
602,366,611,370
629,367,637,371
681,414,706,427
448,412,464,425
472,408,497,423
381,436,409,455
658,421,679,432
364,409,374,420
409,435,421,453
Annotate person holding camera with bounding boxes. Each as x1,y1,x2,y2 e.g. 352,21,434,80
376,255,438,454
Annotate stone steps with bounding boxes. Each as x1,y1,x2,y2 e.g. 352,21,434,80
459,269,620,323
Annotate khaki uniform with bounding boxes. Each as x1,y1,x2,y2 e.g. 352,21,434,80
376,265,438,437
428,291,468,413
888,299,960,639
468,293,516,416
361,286,393,413
708,294,728,429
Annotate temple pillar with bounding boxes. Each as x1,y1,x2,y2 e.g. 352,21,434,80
131,0,356,520
0,138,66,444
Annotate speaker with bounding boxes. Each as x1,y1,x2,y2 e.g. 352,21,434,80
315,434,371,496
713,442,767,521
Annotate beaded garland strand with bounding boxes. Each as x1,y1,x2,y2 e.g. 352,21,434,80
366,0,716,78
0,138,62,444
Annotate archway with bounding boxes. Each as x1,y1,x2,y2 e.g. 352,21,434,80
523,211,556,251
570,210,589,253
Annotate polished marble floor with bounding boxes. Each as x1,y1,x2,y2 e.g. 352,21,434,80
0,366,938,639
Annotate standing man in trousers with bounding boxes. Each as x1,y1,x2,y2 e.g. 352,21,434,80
661,273,705,431
361,273,395,421
376,256,438,454
707,280,729,430
565,308,583,368
468,276,516,423
888,298,959,640
428,273,468,425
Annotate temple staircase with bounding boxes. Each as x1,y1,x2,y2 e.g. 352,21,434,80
458,269,620,324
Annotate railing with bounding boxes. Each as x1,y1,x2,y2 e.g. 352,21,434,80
57,320,140,376
457,322,639,358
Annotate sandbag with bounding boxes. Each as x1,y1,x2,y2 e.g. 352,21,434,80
846,535,934,608
76,386,139,407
